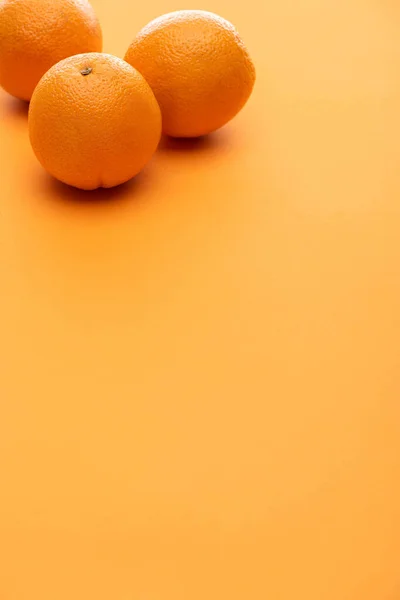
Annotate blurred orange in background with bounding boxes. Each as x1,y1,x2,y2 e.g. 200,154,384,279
1,0,400,599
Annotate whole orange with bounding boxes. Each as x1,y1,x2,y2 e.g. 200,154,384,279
0,0,102,101
29,53,162,190
124,10,256,138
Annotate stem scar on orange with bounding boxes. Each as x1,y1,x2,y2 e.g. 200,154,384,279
124,10,256,138
28,53,162,190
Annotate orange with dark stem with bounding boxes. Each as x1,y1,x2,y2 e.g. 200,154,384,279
29,53,162,190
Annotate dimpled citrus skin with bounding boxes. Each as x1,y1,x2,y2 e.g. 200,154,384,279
0,0,102,101
124,10,256,138
29,53,162,190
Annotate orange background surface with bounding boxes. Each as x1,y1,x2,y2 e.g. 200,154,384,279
1,0,400,598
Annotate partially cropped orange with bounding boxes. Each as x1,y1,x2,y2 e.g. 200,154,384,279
0,0,102,101
124,10,256,138
29,53,162,190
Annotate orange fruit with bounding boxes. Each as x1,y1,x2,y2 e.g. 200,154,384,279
124,10,256,138
0,0,102,101
29,53,162,190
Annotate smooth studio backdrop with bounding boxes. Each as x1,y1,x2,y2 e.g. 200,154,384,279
1,0,400,598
